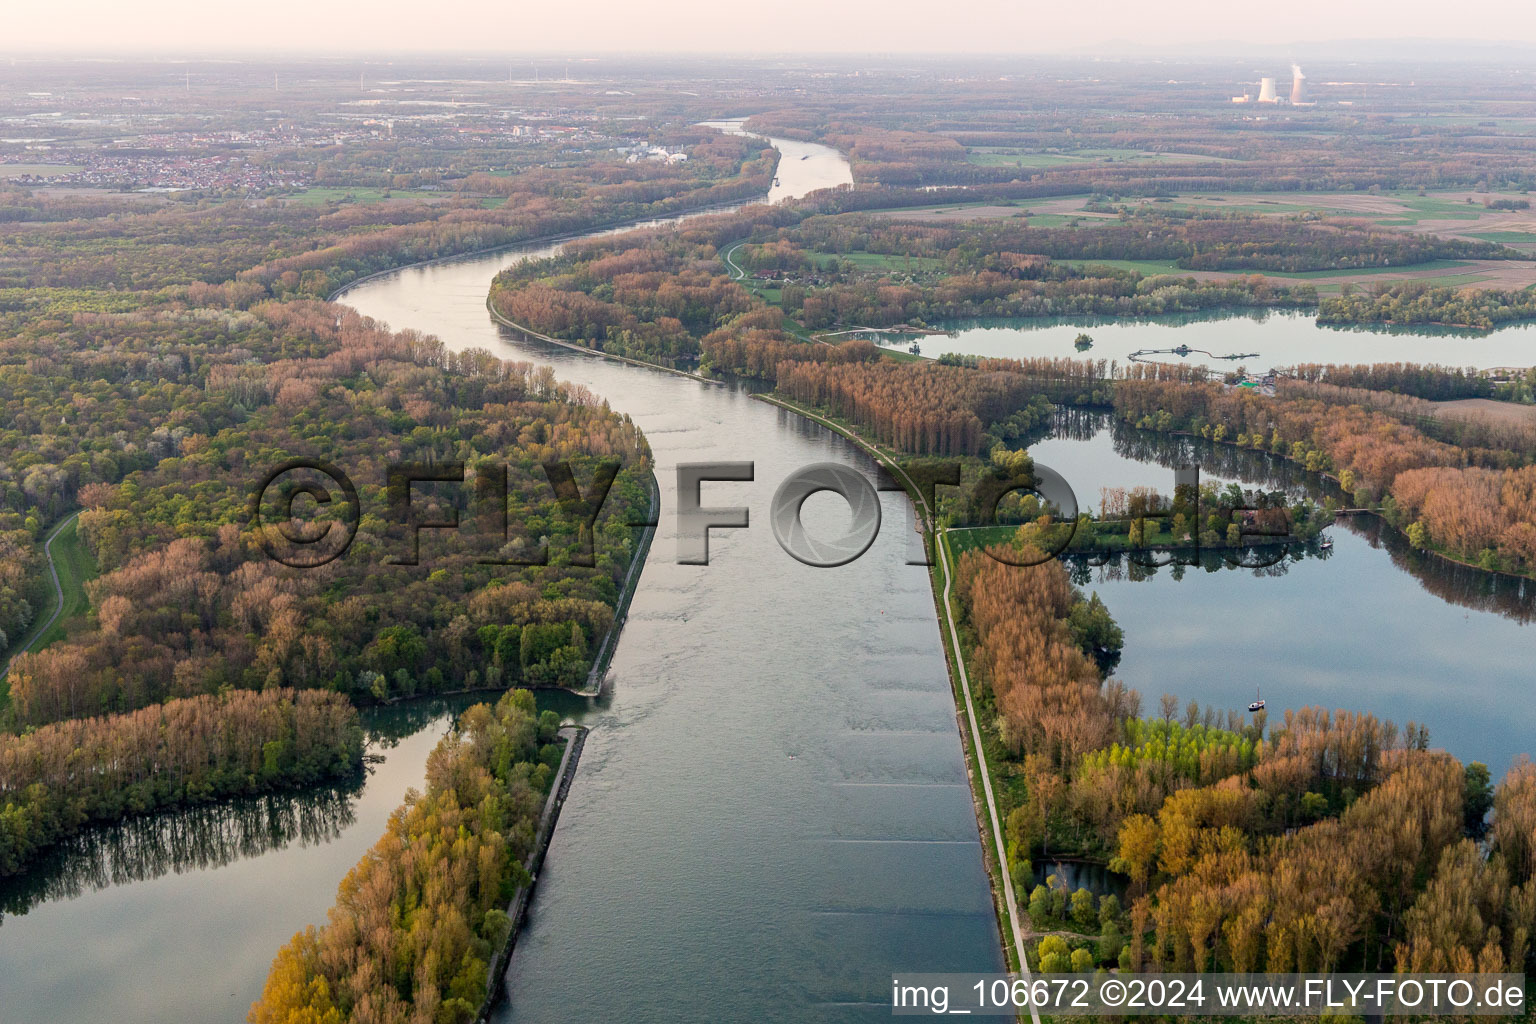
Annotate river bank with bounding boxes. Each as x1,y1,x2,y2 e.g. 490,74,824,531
474,726,587,1023
326,195,773,305
1131,424,1536,587
486,299,722,386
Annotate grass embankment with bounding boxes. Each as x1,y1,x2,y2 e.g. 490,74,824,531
0,511,98,708
930,532,1033,966
35,515,97,649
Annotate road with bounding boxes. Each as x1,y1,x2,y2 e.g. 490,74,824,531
722,240,747,280
936,527,1042,1024
0,508,83,683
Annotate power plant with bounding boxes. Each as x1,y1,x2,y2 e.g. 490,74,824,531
1290,64,1308,105
1232,65,1316,106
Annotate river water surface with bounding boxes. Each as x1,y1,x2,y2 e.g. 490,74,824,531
344,134,1003,1023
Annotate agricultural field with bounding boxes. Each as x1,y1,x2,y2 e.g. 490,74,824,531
837,251,948,273
284,185,451,205
965,147,1238,168
0,163,84,178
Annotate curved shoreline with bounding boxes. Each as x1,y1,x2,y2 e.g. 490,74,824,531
327,194,769,305
1153,425,1536,586
486,298,724,387
473,725,587,1024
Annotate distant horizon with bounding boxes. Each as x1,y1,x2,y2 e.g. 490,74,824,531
8,0,1536,59
4,41,1536,67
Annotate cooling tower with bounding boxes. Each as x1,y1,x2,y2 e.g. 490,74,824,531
1290,64,1307,104
1258,77,1277,103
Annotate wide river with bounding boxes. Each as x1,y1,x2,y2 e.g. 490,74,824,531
347,130,1002,1023
0,128,1003,1023
4,126,1533,1022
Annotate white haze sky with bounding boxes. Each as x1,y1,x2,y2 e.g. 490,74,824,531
8,0,1536,54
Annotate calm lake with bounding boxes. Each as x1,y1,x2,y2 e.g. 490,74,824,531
903,309,1536,373
1034,415,1536,777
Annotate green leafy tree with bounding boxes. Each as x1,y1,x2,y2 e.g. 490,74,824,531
1037,935,1071,973
1028,884,1052,925
1099,920,1125,964
1464,762,1493,837
1071,887,1096,929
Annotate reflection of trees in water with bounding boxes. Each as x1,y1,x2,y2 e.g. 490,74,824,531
0,696,544,923
1066,546,1311,585
1107,419,1313,498
940,308,1281,336
1048,419,1536,626
1051,410,1315,494
1344,516,1536,626
0,780,363,921
358,694,480,748
1049,407,1106,442
360,690,593,749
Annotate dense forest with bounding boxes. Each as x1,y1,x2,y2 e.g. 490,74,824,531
249,690,558,1024
1319,283,1536,331
0,99,820,1024
488,206,1331,372
953,541,1535,974
0,132,773,298
0,134,781,683
8,57,1536,1018
0,688,360,875
4,304,653,725
774,356,1112,455
779,211,1514,274
1286,361,1492,401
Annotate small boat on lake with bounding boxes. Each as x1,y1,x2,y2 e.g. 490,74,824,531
1320,538,1334,551
1248,687,1266,713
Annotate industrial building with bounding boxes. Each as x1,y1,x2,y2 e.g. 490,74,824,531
1290,64,1308,104
1232,65,1315,105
